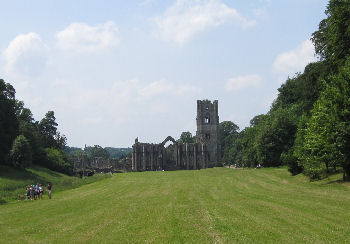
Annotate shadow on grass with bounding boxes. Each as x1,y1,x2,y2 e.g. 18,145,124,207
0,166,43,181
0,165,62,181
0,198,7,205
325,179,344,184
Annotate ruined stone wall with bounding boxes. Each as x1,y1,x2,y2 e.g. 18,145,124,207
131,136,208,172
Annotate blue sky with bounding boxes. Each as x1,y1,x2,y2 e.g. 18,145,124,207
0,0,328,147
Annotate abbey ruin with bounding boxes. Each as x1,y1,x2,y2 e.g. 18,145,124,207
131,100,220,171
72,100,220,174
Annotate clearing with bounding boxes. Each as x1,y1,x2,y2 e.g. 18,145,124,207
1,167,350,243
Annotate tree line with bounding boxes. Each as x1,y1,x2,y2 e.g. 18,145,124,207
219,0,350,181
0,80,71,174
65,145,132,159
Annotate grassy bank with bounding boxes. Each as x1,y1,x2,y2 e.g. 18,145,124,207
0,167,350,243
0,165,111,204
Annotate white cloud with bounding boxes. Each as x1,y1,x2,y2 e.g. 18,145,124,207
138,80,200,100
3,32,48,76
152,0,256,45
273,39,317,76
56,21,120,53
225,74,262,91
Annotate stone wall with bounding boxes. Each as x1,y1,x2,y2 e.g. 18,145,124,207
131,136,209,171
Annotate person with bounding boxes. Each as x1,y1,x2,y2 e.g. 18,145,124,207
38,184,43,199
29,185,34,200
25,186,30,200
47,182,52,199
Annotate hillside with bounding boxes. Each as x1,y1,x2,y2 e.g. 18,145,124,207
1,168,350,243
0,165,110,204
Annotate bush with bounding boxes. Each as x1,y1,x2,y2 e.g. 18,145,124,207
10,135,32,168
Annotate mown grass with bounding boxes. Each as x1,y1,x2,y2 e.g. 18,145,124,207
0,165,111,204
1,167,350,243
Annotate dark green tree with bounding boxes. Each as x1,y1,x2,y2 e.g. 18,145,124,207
10,135,32,168
45,148,72,175
312,0,350,65
90,145,110,159
219,121,239,163
298,59,350,180
38,111,66,149
178,131,195,144
0,79,18,164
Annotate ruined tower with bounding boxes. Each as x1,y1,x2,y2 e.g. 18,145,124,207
196,100,220,167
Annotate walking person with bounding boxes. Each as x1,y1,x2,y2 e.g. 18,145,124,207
47,182,52,199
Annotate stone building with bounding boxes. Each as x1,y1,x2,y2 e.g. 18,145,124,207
131,99,220,171
196,99,220,167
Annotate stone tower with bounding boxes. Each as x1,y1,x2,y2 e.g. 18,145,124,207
196,100,220,167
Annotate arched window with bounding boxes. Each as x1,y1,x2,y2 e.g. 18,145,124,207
204,116,210,124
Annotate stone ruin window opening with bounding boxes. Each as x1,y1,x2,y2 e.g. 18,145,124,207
204,116,210,124
164,140,176,165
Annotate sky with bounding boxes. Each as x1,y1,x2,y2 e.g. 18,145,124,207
0,0,329,148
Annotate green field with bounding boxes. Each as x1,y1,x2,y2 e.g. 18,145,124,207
1,167,350,243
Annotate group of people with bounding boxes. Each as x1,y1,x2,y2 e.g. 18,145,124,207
24,182,52,200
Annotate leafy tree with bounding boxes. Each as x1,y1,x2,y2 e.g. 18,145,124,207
228,127,258,167
54,131,67,150
38,111,66,150
0,79,18,164
249,114,268,127
312,0,350,65
45,148,72,175
90,145,110,159
39,111,58,148
219,121,239,163
14,101,44,164
178,131,196,144
10,135,32,168
104,147,132,159
298,59,350,180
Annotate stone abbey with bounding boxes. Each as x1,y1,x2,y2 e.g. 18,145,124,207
73,100,220,174
131,100,220,171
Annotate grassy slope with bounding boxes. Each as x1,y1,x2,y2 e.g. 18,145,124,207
1,167,350,243
0,165,110,204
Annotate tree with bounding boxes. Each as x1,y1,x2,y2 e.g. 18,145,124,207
10,135,32,168
39,111,61,149
255,105,300,167
90,145,110,159
45,148,72,175
0,79,18,164
178,131,195,144
312,0,350,64
219,121,240,163
297,59,350,180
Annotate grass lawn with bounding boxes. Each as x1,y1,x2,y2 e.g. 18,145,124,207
1,167,350,243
